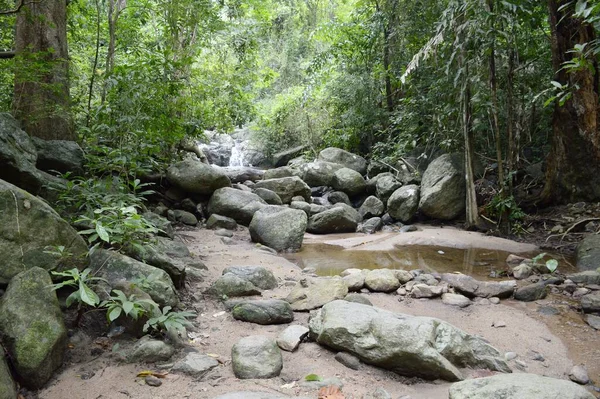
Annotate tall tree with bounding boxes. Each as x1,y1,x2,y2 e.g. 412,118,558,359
12,0,73,140
542,0,600,202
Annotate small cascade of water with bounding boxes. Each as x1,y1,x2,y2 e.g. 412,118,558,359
229,141,245,167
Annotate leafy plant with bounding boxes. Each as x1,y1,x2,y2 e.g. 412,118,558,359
50,268,106,308
531,253,559,274
101,289,158,323
143,306,196,336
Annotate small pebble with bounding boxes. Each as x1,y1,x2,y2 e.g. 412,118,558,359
569,365,590,385
489,297,500,304
492,320,506,328
505,352,517,361
145,376,162,387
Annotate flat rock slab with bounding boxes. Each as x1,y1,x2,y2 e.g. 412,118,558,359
277,325,309,352
441,273,516,299
286,277,348,311
232,300,294,325
442,293,472,308
208,273,262,297
222,266,278,290
448,373,595,399
172,353,219,377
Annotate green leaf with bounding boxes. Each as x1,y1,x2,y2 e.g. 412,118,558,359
546,259,559,273
79,280,100,307
122,300,134,315
66,291,80,308
96,222,110,243
305,374,323,381
108,306,122,322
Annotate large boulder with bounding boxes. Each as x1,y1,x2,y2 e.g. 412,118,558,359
332,168,366,197
249,206,307,252
318,147,367,175
294,161,343,187
576,234,600,271
0,179,88,285
0,267,67,389
222,266,278,290
419,153,465,220
0,113,43,193
441,274,516,299
252,188,283,205
307,206,359,234
32,137,84,175
231,336,283,379
166,159,231,196
364,269,400,292
219,166,265,183
209,273,262,297
448,373,594,399
90,250,178,307
309,300,510,382
253,176,311,204
232,300,294,325
0,354,16,399
387,185,420,223
263,166,295,180
272,145,307,167
358,196,385,219
581,292,600,313
286,277,348,311
375,173,402,203
208,187,267,225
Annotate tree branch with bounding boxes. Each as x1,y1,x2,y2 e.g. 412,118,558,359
0,51,15,59
0,0,42,16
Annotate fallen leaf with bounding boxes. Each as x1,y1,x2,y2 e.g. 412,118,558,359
318,385,344,399
305,373,323,382
136,370,169,378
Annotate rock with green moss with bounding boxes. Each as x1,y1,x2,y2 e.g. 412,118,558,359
0,267,67,389
0,354,16,399
166,159,231,196
0,179,89,285
90,249,178,308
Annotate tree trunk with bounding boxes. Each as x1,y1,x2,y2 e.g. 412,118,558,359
542,0,600,203
12,0,73,140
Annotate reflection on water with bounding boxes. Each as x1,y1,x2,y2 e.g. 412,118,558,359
284,244,573,279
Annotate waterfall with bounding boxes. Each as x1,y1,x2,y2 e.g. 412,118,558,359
229,141,245,167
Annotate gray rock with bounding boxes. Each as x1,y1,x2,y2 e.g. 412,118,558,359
232,300,294,325
272,145,308,167
569,365,590,385
334,352,360,370
167,159,231,195
364,269,400,292
222,266,278,290
90,250,178,307
264,166,296,180
208,187,267,225
172,352,219,377
249,206,307,252
567,270,600,285
142,212,175,239
395,270,414,284
576,234,600,271
375,173,402,203
585,314,600,330
512,264,533,280
514,282,547,302
206,214,238,230
32,137,84,175
276,325,309,352
129,336,175,363
215,228,233,237
0,179,89,285
231,336,282,379
0,267,67,389
343,293,373,306
581,292,600,313
286,277,348,311
289,200,311,216
0,113,43,193
411,284,444,298
448,373,594,399
309,300,510,381
318,147,367,175
327,191,352,206
254,176,311,204
295,161,343,187
387,185,420,223
252,188,283,205
359,196,385,219
307,206,359,234
442,293,471,308
332,167,366,196
343,271,365,291
358,217,383,234
209,273,262,297
145,375,162,387
220,166,265,183
0,354,16,399
168,209,198,226
419,153,465,220
441,273,516,298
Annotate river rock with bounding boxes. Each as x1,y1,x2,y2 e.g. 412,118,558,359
448,373,594,399
375,173,402,203
327,191,351,206
209,273,262,297
220,166,265,183
264,166,295,180
294,161,342,187
569,365,590,385
0,179,89,285
387,185,420,223
222,266,278,290
232,336,282,379
585,314,600,330
512,264,533,280
168,209,198,226
364,269,400,292
441,273,516,298
286,277,348,311
344,293,373,306
318,147,367,175
581,292,600,313
172,352,219,377
232,300,294,325
343,270,366,291
90,249,178,307
167,159,230,196
419,153,465,220
0,354,16,399
0,113,43,194
335,352,361,370
206,214,238,230
359,196,385,219
442,293,471,308
332,168,366,196
249,206,307,252
309,300,510,381
252,188,283,205
568,270,600,285
358,217,383,234
208,187,267,225
253,176,311,204
395,269,414,284
272,145,307,167
411,284,444,298
277,325,309,352
142,211,175,238
129,336,175,363
32,137,84,175
307,206,358,234
514,282,547,302
576,234,600,271
0,267,67,389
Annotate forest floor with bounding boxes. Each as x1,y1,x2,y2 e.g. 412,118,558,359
37,224,599,399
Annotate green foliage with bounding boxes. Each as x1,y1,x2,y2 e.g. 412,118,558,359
486,194,526,223
531,253,559,274
143,306,196,336
50,268,106,308
101,289,158,322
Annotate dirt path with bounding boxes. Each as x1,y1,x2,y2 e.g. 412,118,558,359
39,227,586,399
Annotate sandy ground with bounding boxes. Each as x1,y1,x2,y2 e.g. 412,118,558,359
38,227,596,399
